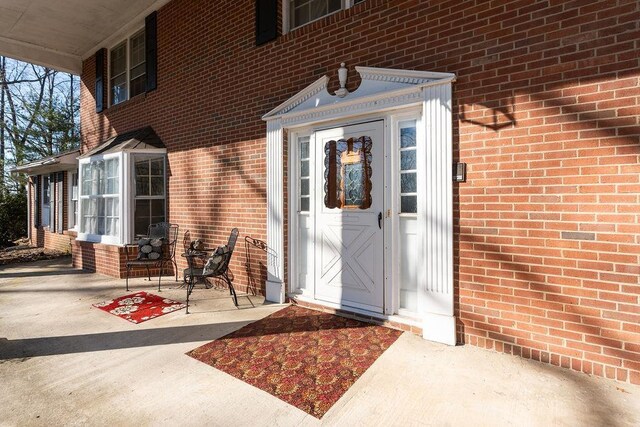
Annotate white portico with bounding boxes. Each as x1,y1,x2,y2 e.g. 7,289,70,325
263,64,457,345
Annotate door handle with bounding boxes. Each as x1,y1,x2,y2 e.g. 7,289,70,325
378,212,383,229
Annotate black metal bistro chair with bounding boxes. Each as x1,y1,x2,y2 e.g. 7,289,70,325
125,222,179,291
183,228,239,313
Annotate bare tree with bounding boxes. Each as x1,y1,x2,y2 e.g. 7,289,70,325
0,58,79,192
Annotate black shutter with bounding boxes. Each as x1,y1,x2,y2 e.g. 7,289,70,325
95,49,105,113
145,11,158,92
255,0,278,46
34,176,41,227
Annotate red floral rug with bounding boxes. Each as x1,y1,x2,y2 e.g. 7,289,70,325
93,291,186,324
186,305,402,418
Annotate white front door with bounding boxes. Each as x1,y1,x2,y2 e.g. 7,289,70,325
314,121,385,312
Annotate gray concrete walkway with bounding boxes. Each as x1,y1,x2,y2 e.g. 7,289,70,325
0,258,638,427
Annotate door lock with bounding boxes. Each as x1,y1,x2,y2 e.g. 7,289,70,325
378,212,383,229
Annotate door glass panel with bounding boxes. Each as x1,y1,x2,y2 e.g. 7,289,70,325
400,126,416,148
400,150,416,170
299,136,311,212
399,120,418,214
300,178,309,195
324,136,372,210
300,197,310,212
400,172,417,193
401,196,417,214
343,163,364,206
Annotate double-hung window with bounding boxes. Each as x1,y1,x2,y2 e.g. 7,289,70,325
69,171,79,229
134,156,166,237
41,174,51,228
286,0,364,31
110,29,146,106
80,156,120,240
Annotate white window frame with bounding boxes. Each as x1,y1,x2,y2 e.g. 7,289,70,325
68,170,79,229
76,149,167,245
282,0,359,33
41,174,51,228
108,27,145,107
392,113,423,318
132,154,167,238
77,152,123,245
289,129,315,297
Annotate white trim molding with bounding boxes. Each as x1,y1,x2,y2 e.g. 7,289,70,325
282,0,360,34
422,83,455,345
266,118,286,303
262,65,456,345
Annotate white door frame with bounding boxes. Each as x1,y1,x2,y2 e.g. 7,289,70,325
263,65,456,346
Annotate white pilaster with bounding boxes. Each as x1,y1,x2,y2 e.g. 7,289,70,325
27,179,32,243
265,118,286,303
422,82,455,345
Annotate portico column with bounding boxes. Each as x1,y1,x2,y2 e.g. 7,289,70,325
421,82,456,345
265,118,286,303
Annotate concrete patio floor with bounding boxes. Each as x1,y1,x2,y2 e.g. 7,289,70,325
0,258,639,427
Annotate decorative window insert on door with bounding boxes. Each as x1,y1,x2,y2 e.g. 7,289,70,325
323,136,372,209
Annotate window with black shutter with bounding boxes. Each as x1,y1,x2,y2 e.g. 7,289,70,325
109,11,158,106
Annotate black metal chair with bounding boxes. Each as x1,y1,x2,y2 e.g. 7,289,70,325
125,222,179,291
183,228,239,313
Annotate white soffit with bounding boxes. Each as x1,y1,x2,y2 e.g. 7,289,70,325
0,0,170,74
262,66,456,124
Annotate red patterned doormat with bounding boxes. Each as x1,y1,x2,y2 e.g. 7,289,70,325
93,291,186,324
186,305,402,418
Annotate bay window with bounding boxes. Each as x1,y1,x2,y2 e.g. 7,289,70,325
77,148,166,245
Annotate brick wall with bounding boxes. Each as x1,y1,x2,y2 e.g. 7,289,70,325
79,0,640,384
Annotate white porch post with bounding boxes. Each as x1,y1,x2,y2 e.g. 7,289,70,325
421,82,456,345
265,118,286,303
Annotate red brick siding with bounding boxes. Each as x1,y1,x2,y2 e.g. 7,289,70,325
78,0,640,384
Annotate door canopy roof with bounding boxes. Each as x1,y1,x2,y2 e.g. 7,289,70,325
262,64,455,127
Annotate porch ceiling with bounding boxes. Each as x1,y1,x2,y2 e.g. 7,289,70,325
0,0,169,74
